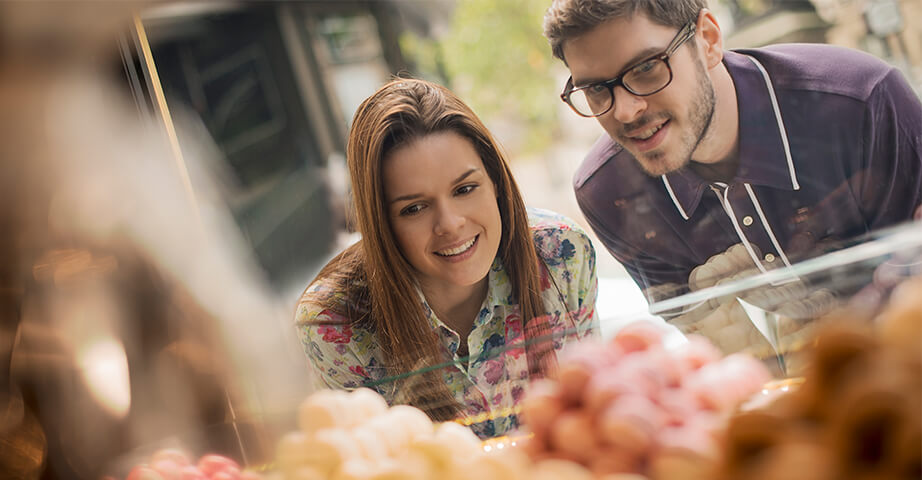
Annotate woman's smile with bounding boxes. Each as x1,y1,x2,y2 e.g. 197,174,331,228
434,235,479,261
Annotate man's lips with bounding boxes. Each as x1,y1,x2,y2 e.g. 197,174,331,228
624,119,669,140
622,119,670,153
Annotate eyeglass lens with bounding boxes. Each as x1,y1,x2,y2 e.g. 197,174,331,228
568,59,672,116
564,21,695,117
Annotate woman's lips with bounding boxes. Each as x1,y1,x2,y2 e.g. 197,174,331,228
434,235,479,263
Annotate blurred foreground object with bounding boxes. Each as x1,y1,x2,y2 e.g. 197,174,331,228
273,387,609,480
120,448,264,480
0,2,306,478
718,276,922,480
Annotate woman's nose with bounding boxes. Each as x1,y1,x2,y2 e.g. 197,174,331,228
433,204,465,236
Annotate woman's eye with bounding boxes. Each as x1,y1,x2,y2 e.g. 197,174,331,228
400,204,424,216
456,184,478,195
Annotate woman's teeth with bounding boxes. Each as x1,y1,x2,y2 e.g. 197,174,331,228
436,237,476,256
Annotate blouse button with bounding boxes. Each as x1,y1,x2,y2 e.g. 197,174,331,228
764,253,776,263
742,215,754,226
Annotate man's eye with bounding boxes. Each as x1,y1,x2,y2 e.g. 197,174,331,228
587,83,609,94
632,59,659,75
400,204,424,216
456,184,478,195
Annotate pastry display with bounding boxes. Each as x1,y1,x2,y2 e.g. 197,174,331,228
111,277,922,480
518,321,772,479
272,387,630,480
717,276,922,480
277,388,481,480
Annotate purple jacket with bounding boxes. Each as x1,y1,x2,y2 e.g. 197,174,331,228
574,45,922,295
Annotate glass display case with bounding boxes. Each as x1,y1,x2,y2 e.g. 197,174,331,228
352,220,922,433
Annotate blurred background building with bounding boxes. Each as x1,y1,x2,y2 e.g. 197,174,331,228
125,1,413,295
120,0,922,296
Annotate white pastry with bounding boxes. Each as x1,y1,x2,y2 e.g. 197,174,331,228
528,459,595,480
276,431,311,473
298,389,349,434
346,388,390,426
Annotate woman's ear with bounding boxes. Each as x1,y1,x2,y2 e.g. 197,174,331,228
696,9,724,69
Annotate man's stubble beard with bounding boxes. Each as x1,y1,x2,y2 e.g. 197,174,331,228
635,56,716,177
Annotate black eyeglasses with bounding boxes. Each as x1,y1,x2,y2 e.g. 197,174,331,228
561,21,697,118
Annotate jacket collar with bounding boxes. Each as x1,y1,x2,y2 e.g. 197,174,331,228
661,50,800,220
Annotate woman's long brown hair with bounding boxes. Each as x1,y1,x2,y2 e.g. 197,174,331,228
308,78,549,421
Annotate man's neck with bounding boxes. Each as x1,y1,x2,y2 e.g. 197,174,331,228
690,59,740,180
690,151,739,183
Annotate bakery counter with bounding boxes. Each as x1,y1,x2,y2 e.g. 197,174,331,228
635,221,922,377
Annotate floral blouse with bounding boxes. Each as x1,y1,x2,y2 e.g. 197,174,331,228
294,208,598,437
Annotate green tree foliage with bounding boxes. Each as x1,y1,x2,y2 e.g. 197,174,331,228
401,0,560,155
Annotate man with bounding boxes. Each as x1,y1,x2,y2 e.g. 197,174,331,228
543,0,922,305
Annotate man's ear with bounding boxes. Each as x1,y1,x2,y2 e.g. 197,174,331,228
697,8,724,69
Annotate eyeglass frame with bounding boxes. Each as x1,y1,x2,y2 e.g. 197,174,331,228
560,21,698,118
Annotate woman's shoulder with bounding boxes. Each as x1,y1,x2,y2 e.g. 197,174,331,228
527,207,594,265
527,207,589,235
295,274,376,349
294,245,372,327
295,277,350,325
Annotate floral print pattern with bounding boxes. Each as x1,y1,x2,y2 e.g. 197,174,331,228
294,208,598,438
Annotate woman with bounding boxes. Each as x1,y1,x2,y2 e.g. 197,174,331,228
295,78,598,438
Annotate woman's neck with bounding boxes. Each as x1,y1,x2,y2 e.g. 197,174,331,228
420,276,489,345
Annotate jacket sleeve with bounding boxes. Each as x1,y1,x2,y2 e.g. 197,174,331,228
859,67,922,229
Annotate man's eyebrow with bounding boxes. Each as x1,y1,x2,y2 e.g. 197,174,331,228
572,46,664,87
389,168,480,204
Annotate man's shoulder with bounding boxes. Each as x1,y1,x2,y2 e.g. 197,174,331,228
573,134,638,189
732,44,895,101
573,134,655,208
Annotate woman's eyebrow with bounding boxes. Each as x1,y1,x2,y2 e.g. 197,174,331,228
389,168,481,204
452,167,479,184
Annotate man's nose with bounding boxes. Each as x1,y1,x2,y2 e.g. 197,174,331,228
609,86,647,124
433,203,465,236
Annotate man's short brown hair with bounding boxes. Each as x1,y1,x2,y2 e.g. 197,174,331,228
543,0,706,64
